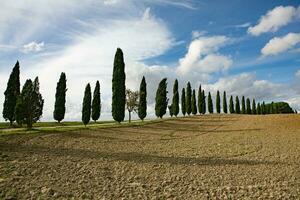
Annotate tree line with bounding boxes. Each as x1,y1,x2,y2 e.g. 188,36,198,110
2,48,296,128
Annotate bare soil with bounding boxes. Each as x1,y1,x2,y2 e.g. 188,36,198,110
0,114,299,199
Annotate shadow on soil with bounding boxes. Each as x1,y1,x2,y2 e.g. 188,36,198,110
0,142,278,166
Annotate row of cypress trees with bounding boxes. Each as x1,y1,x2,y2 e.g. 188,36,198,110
155,78,295,119
3,48,296,127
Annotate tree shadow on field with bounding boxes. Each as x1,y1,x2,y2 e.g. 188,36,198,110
0,142,279,166
172,119,238,123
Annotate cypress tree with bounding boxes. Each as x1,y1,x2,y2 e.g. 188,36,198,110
155,78,168,118
216,90,221,113
138,76,147,121
172,79,179,117
246,98,251,114
202,90,206,114
198,85,203,114
191,89,197,115
15,78,44,129
3,61,20,125
181,88,186,116
92,81,101,122
241,96,246,114
168,105,173,117
235,96,241,114
257,103,261,114
53,72,67,123
208,92,213,114
186,82,192,115
223,91,227,114
82,83,92,126
32,77,44,123
270,102,274,114
229,95,235,114
262,101,266,115
252,99,256,114
112,48,126,123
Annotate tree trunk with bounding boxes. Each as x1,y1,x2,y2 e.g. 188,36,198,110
129,111,131,123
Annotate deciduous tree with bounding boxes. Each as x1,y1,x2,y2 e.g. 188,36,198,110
126,89,139,123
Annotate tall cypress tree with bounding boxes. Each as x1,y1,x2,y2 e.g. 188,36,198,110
229,95,235,114
235,96,241,114
257,103,261,114
270,102,274,114
186,82,192,115
138,76,147,121
198,85,203,114
3,61,20,125
216,90,221,114
112,48,126,123
82,83,92,126
92,81,101,122
191,89,197,115
223,91,227,114
246,98,251,114
262,101,266,115
241,96,246,114
32,77,44,124
252,99,256,115
208,92,213,114
181,88,186,116
53,72,67,123
155,78,168,118
168,105,173,117
202,90,206,114
172,79,179,117
15,78,44,129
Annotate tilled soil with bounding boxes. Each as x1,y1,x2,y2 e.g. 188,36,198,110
0,114,299,199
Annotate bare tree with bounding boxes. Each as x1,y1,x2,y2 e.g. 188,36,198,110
126,89,139,123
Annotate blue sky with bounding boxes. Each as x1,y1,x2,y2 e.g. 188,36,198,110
0,0,300,121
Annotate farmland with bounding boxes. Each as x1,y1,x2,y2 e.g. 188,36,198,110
0,114,299,199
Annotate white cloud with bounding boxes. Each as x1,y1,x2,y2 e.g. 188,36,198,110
191,30,207,38
261,32,300,56
14,8,175,121
21,41,44,53
296,69,300,78
235,22,251,28
203,73,285,101
248,5,300,36
176,35,232,76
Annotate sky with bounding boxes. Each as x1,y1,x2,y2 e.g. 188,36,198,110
0,0,300,121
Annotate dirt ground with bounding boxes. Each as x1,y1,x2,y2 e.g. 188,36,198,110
0,114,299,199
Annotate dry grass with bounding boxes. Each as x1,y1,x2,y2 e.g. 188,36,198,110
0,114,299,199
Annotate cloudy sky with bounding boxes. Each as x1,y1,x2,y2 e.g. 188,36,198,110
0,0,300,121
